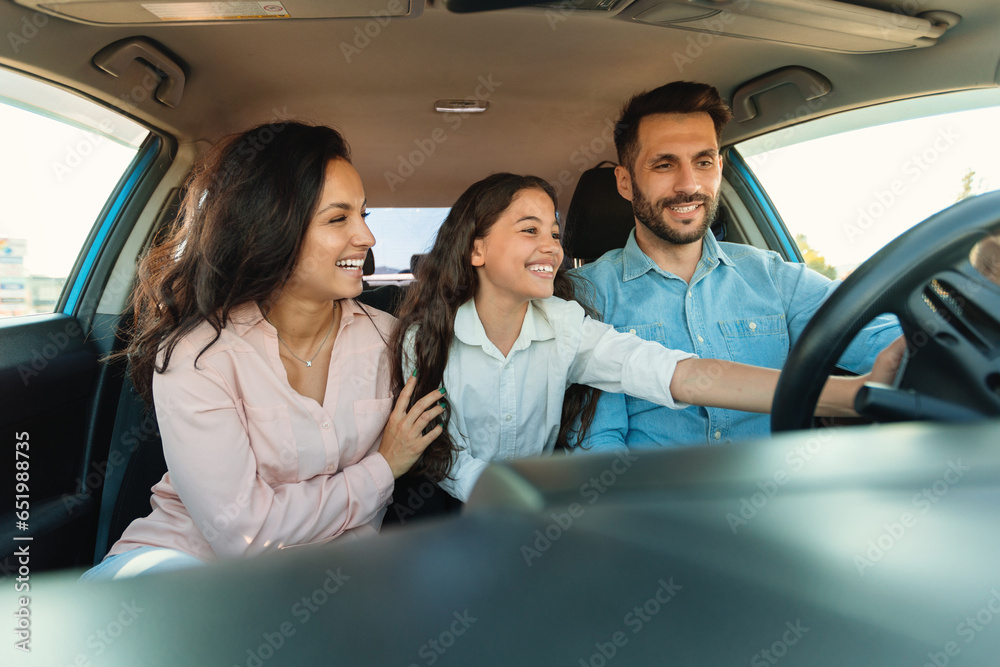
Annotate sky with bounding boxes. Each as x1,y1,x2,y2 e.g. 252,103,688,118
739,105,1000,274
0,103,142,277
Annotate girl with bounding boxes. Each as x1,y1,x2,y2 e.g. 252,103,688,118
81,123,443,580
389,173,903,501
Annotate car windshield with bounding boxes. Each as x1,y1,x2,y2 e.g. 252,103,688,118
4,1,1000,664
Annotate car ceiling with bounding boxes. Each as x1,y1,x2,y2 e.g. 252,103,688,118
2,0,1000,208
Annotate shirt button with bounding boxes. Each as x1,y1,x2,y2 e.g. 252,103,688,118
749,322,757,331
628,329,636,335
504,414,512,422
714,431,721,440
326,464,336,472
321,421,331,429
697,335,704,343
687,292,693,298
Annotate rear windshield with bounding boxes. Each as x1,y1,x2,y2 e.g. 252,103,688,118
365,208,448,285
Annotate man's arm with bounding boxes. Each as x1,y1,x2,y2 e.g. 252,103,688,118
836,312,901,374
776,259,902,373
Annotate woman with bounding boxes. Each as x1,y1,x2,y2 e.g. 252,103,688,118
81,122,443,580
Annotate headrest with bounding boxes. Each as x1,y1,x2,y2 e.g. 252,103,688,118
363,248,375,276
564,162,634,263
564,162,728,263
410,253,425,279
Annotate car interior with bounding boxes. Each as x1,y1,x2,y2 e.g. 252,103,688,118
3,0,1000,663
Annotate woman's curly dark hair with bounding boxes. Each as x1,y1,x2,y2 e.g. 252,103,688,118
122,122,353,404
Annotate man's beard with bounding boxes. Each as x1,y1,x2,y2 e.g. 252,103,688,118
631,183,718,246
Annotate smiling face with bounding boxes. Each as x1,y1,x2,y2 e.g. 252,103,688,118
616,112,723,247
470,187,564,309
284,158,375,303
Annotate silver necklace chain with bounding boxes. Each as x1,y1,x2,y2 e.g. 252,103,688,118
265,305,337,368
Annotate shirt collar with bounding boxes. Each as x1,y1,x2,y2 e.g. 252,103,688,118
454,298,556,356
621,226,734,282
231,299,359,337
702,231,736,268
230,302,265,336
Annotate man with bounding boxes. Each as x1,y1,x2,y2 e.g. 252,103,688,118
570,81,900,450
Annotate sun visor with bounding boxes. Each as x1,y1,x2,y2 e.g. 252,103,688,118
14,0,421,25
625,0,959,54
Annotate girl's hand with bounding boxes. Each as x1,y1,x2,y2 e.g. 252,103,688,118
867,335,907,386
379,376,445,479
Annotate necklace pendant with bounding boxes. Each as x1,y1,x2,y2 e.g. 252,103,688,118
305,361,312,367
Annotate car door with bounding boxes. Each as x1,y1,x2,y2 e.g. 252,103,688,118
0,66,170,573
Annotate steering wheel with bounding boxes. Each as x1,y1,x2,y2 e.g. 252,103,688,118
771,190,1000,432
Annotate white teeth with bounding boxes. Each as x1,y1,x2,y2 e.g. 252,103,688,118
669,205,698,213
336,259,364,268
529,265,554,273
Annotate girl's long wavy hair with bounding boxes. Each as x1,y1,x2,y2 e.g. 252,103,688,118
389,173,600,483
123,122,354,404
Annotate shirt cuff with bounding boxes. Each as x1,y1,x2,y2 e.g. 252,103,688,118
358,452,395,509
438,460,489,503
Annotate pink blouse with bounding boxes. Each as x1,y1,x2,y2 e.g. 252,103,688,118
108,300,397,562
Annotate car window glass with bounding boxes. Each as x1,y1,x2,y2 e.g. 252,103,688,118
364,207,448,285
0,67,149,318
735,90,1000,279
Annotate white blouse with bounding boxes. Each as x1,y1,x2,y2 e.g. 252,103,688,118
403,297,695,501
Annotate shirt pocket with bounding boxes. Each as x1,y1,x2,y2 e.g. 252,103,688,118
352,397,395,456
718,314,788,369
239,402,298,485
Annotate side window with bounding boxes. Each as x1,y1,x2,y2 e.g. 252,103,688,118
735,90,1000,279
0,67,149,318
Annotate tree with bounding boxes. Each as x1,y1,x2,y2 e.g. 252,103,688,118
795,234,837,279
956,168,985,202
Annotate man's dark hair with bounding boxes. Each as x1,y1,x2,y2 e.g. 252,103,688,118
615,81,733,173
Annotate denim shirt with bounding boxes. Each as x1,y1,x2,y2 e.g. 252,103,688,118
569,230,901,450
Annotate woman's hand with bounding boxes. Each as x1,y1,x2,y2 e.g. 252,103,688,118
379,376,445,479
